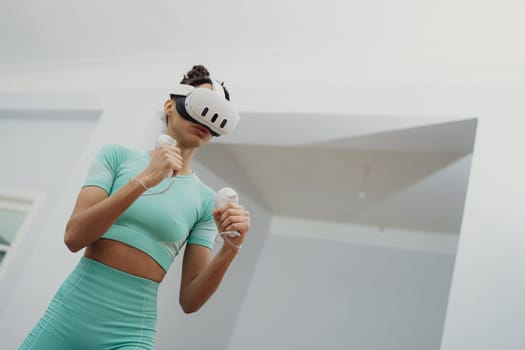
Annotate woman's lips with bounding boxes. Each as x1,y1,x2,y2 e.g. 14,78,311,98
194,124,210,137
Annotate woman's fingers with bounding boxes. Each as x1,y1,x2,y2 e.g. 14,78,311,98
155,145,183,176
215,203,250,235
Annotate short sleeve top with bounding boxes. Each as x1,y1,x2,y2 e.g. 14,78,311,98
82,144,217,271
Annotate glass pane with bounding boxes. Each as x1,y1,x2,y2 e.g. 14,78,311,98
0,208,27,245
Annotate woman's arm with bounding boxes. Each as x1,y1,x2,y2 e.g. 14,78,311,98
64,182,146,252
179,202,250,313
178,243,239,314
64,144,182,252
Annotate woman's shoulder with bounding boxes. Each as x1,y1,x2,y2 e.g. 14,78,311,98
95,144,145,165
97,143,127,155
103,143,136,151
98,143,144,157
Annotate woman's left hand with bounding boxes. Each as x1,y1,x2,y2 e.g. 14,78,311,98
213,202,250,249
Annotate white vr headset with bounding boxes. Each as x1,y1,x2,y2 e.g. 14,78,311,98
170,81,240,136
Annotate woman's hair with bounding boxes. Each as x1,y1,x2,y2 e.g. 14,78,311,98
179,65,230,101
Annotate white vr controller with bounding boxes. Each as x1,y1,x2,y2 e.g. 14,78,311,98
155,134,178,178
170,81,240,137
156,134,177,148
215,187,242,238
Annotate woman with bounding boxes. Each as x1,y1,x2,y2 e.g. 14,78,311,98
20,65,250,349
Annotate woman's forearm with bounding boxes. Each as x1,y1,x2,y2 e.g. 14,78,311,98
64,179,147,252
179,245,239,313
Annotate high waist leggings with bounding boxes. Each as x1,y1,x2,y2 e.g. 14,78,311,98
19,257,159,350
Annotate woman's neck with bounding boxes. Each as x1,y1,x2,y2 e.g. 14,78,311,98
178,146,197,175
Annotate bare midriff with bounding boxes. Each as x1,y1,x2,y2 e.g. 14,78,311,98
84,238,166,283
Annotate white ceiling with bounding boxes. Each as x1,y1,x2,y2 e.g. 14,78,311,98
0,1,480,234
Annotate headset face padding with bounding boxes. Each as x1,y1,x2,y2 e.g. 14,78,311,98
170,83,239,137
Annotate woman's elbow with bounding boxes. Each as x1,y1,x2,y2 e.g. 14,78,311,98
181,305,197,314
179,297,201,314
64,235,81,252
180,302,199,314
64,223,82,252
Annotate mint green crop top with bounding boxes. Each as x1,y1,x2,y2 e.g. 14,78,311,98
82,144,217,271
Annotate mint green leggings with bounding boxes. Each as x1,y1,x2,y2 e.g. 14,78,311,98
19,257,159,350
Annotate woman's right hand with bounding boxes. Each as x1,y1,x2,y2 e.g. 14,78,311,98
140,144,183,187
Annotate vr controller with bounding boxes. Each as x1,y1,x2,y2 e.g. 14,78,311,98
215,187,242,238
155,134,178,178
170,81,240,137
156,134,177,148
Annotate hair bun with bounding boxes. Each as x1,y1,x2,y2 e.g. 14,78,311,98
185,65,210,80
178,64,230,101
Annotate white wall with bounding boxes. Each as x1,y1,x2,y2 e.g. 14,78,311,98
228,217,456,350
440,111,525,350
251,84,525,350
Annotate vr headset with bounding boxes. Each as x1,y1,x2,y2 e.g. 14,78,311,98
170,81,240,137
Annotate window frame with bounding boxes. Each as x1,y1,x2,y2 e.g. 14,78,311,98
0,187,45,281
